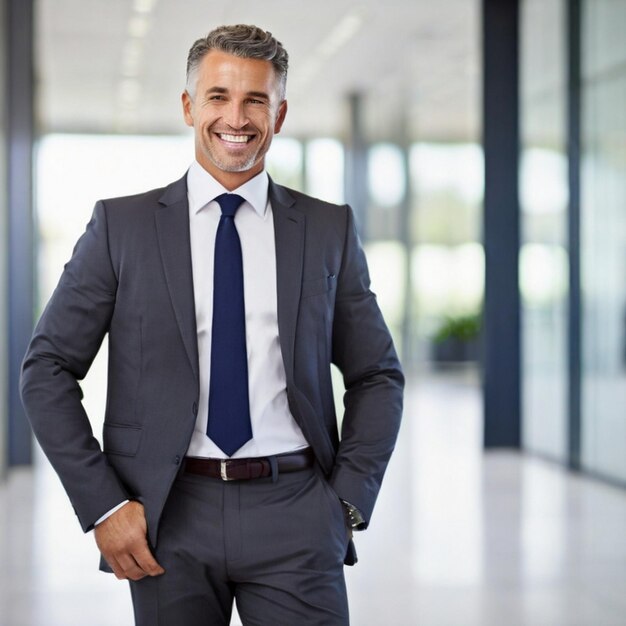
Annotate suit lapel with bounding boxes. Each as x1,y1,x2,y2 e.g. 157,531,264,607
155,175,199,380
153,175,302,384
270,178,304,380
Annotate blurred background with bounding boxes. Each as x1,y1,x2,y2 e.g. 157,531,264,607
1,0,625,624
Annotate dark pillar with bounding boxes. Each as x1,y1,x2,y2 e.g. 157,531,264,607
344,93,369,239
0,0,8,478
6,0,35,465
567,0,582,470
482,0,521,447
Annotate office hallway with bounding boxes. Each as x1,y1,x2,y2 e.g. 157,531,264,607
2,370,625,625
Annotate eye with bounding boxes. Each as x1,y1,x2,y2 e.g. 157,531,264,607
208,94,225,101
247,98,265,105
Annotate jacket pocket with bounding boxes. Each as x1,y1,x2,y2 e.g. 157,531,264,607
301,274,336,299
103,423,142,457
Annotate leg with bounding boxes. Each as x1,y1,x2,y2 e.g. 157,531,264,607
230,468,351,625
129,474,235,626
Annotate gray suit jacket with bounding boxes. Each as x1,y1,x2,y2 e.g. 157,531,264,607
20,173,404,565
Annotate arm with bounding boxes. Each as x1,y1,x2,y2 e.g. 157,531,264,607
329,205,405,527
21,201,128,529
20,201,163,579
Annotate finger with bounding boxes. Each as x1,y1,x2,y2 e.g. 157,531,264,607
116,553,149,581
106,555,129,581
131,542,165,576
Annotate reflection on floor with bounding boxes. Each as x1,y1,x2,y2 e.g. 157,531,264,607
2,370,626,626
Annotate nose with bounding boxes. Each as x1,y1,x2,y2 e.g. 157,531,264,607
223,100,248,129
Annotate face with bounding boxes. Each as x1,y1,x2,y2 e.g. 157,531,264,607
182,50,287,189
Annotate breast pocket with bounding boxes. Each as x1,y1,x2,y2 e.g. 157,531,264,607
301,274,336,299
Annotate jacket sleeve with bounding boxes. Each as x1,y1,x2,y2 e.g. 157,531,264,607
329,205,404,526
20,201,129,531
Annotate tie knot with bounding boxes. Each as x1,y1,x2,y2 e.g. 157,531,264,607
215,193,245,217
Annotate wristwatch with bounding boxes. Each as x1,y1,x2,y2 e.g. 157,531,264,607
340,499,367,531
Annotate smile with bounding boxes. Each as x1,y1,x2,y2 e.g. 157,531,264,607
217,133,253,143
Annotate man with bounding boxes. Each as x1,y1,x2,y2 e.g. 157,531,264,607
21,24,403,625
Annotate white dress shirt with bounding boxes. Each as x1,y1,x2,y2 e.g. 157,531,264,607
185,160,308,459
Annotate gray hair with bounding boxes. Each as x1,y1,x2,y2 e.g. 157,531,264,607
186,24,288,100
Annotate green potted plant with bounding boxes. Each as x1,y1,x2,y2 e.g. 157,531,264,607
431,313,481,364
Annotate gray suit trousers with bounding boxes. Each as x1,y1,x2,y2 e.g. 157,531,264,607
129,465,351,625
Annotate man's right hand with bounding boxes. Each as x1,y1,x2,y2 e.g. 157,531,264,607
94,500,165,581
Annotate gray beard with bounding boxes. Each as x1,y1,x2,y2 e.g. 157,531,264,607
205,145,260,173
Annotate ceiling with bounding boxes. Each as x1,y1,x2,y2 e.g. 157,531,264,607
37,0,479,142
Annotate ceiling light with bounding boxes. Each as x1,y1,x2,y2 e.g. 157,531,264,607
291,10,366,92
133,0,158,14
128,14,151,39
319,13,364,59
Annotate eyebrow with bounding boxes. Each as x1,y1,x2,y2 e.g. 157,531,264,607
204,87,270,100
246,91,270,100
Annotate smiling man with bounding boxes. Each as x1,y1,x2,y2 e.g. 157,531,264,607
21,24,404,626
183,47,288,184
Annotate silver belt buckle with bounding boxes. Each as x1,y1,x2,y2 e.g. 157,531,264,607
220,459,234,481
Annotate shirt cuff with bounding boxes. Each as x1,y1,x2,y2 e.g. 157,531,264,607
94,500,130,527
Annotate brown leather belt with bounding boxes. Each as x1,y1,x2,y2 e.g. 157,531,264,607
183,448,315,481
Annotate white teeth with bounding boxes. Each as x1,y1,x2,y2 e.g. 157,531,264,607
219,133,250,143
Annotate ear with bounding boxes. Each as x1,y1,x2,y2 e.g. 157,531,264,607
274,100,288,134
182,91,194,127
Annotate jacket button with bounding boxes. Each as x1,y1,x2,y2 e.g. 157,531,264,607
174,455,181,465
192,402,198,416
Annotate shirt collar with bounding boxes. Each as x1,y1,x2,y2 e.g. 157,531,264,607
187,160,269,218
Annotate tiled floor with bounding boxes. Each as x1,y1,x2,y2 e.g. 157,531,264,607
2,369,626,625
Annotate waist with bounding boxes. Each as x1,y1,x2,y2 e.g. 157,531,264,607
183,447,315,481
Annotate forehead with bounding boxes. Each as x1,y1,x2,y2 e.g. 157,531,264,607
196,50,280,92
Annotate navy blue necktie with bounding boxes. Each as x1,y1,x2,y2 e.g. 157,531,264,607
207,193,252,456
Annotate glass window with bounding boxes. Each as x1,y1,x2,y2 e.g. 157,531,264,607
368,143,406,208
408,143,484,363
267,137,304,192
581,0,626,482
305,138,344,204
520,0,568,461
